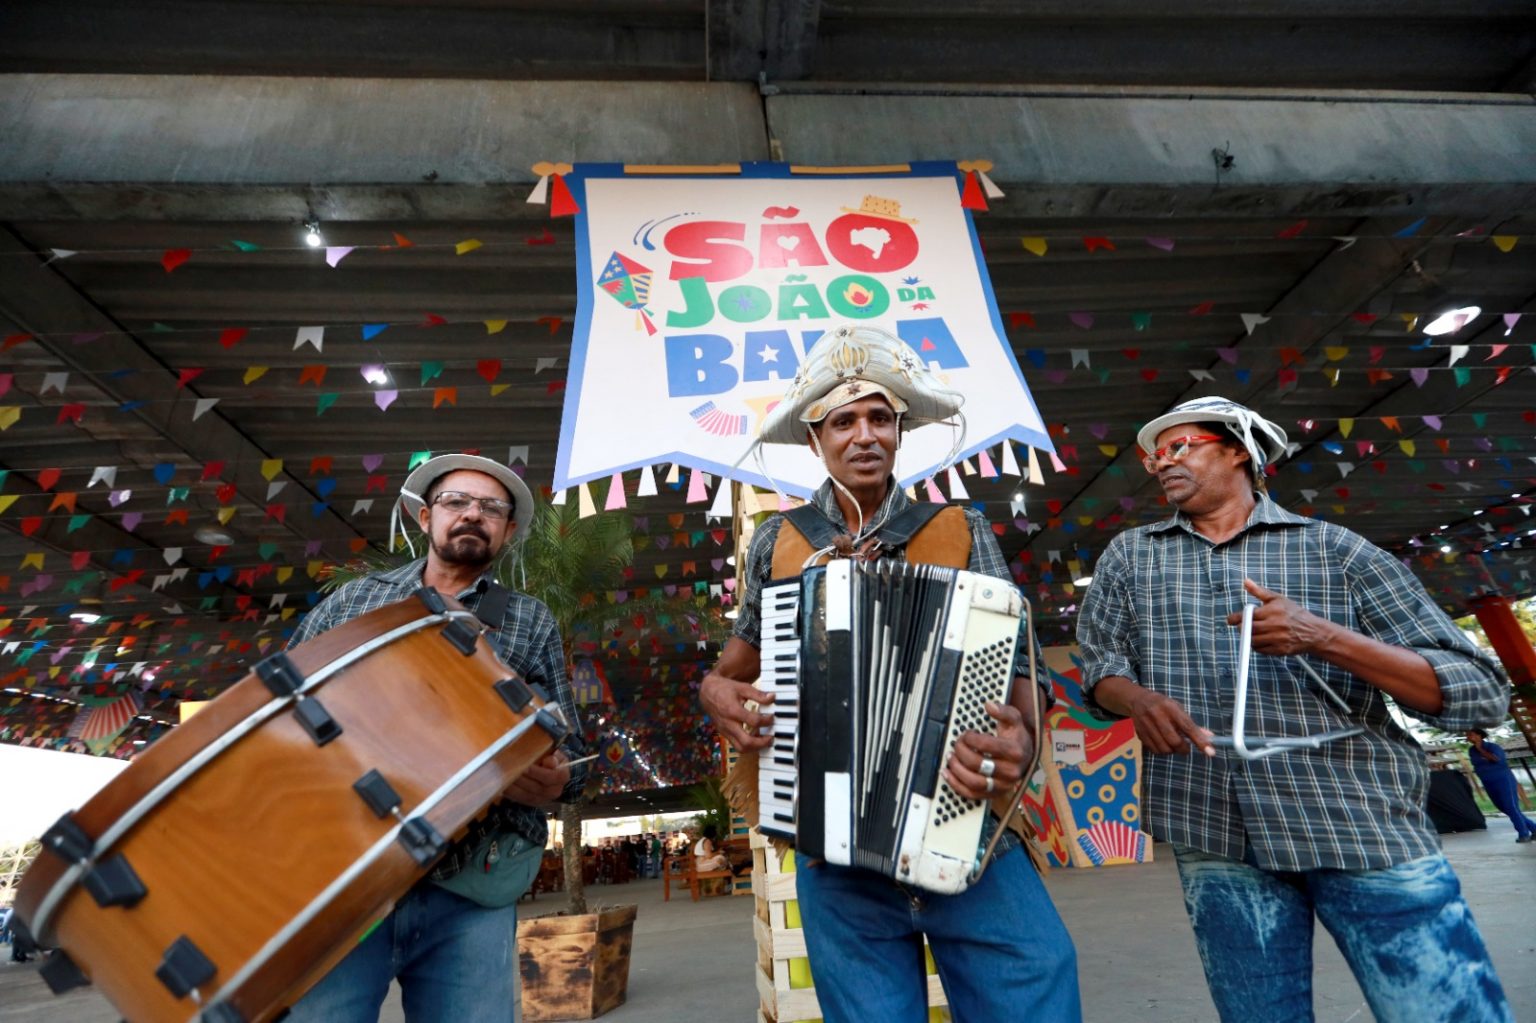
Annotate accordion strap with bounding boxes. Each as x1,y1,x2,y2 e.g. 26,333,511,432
771,504,971,580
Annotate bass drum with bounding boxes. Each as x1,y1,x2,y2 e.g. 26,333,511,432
12,589,566,1023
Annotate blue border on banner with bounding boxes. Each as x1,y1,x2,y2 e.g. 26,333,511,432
552,161,1056,496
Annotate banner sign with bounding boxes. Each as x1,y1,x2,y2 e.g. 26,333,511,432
554,163,1053,496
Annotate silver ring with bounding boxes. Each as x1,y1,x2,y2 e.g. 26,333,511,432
985,776,996,794
979,756,996,778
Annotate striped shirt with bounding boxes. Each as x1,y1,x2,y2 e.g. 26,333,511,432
290,558,587,876
1076,494,1508,871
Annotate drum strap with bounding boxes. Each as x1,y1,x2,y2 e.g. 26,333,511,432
473,581,510,630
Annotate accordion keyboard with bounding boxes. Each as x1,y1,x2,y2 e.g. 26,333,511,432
756,580,802,840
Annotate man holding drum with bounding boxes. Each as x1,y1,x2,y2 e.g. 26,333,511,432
286,453,587,1023
1076,396,1511,1022
701,325,1081,1022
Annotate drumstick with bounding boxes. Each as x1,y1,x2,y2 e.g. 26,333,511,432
562,753,600,768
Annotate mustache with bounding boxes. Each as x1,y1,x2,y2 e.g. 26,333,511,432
449,525,489,541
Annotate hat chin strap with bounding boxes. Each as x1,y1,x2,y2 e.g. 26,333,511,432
390,488,425,559
805,425,900,566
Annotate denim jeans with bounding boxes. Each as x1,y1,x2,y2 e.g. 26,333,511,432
795,846,1081,1022
285,882,520,1023
1173,846,1511,1023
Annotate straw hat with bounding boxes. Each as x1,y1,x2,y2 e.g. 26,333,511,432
1138,397,1289,479
757,325,964,446
397,453,535,541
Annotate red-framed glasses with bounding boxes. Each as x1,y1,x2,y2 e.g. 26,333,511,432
1142,434,1226,474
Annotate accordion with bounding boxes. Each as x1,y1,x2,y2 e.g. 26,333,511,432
757,559,1025,894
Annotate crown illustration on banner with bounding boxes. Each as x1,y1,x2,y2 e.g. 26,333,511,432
839,195,919,224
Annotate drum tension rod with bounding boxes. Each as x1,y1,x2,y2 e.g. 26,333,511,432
351,768,447,865
255,652,343,746
40,811,148,909
156,935,218,1002
495,675,533,712
37,945,90,994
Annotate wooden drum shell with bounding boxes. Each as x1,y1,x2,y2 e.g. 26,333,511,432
14,595,561,1023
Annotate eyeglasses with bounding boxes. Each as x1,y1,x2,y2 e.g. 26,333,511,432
432,491,512,520
1142,434,1226,474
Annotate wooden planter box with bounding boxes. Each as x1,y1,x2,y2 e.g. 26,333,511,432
517,904,638,1021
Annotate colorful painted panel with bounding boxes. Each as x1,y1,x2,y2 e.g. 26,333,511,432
1022,645,1153,869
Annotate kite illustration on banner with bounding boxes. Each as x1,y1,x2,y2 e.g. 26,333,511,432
597,251,657,335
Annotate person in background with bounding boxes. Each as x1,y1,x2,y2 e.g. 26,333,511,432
1466,728,1536,843
1078,396,1513,1023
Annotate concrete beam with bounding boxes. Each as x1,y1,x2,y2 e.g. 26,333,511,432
5,75,1536,222
767,88,1536,217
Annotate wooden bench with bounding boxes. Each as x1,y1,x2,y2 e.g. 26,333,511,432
661,854,736,902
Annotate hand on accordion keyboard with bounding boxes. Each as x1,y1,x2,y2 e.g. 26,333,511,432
701,658,776,751
943,700,1033,802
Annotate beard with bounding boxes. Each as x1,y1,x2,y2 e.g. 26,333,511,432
430,524,496,568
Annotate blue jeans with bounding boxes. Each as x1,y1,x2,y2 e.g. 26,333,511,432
1479,772,1536,838
1174,846,1511,1023
285,883,519,1023
795,847,1081,1022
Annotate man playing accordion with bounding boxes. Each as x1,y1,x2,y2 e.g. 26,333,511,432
701,324,1082,1022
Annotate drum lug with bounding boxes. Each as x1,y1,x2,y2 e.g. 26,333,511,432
494,676,533,713
41,812,93,864
155,935,218,1000
441,619,480,656
353,769,403,819
415,586,448,615
39,948,91,994
254,652,305,698
398,816,447,866
83,852,148,909
534,707,569,742
293,696,343,746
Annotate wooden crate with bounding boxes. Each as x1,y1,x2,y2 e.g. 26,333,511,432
749,830,951,1023
517,904,637,1021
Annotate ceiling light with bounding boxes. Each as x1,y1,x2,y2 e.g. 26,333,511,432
723,608,739,620
303,218,323,248
360,364,391,386
1073,575,1094,586
1440,544,1453,553
70,612,102,624
1423,305,1480,336
194,525,236,546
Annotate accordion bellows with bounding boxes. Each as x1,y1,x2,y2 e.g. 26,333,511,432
758,560,1023,894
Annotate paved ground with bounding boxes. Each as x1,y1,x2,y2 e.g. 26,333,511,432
4,828,1531,1022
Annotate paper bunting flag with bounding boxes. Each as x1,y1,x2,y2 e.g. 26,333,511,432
484,319,508,334
1240,313,1270,335
0,407,19,431
946,466,969,500
605,473,627,511
923,478,946,503
704,479,731,520
1027,446,1044,484
294,326,325,351
243,366,269,385
219,327,248,349
454,239,483,255
191,398,219,421
325,247,354,268
41,372,68,395
1021,237,1048,257
636,465,658,498
686,468,708,503
1491,235,1518,253
162,249,191,273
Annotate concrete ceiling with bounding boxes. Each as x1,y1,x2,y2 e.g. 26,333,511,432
1,2,1534,762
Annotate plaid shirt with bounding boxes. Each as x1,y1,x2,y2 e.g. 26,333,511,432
290,558,587,877
733,478,1046,858
1077,494,1508,871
